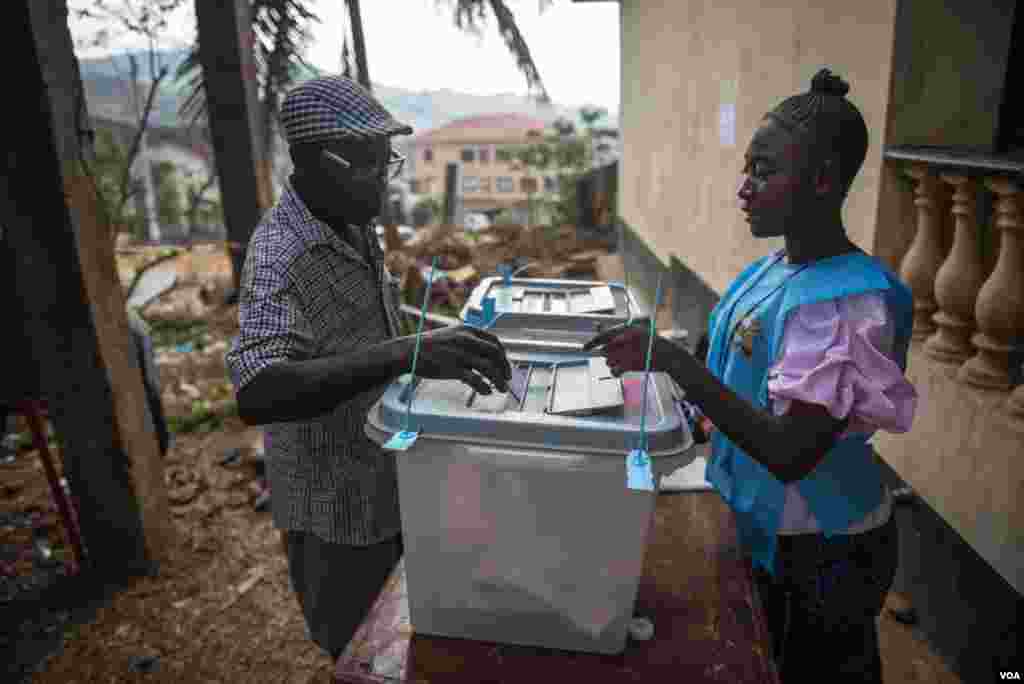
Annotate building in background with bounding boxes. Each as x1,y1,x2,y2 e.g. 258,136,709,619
406,113,564,225
92,115,224,242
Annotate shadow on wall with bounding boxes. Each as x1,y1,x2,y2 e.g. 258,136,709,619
617,220,720,351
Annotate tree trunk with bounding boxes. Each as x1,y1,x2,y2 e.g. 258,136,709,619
195,0,269,289
348,0,371,91
7,0,174,578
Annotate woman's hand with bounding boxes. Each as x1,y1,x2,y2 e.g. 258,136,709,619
582,318,689,377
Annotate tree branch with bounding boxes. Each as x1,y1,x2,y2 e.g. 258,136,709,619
117,63,169,216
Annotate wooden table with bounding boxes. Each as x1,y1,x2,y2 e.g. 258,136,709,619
336,491,780,684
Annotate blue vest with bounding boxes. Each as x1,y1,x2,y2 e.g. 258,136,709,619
704,249,912,575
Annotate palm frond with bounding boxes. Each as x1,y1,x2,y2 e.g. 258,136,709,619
176,0,320,131
450,0,550,103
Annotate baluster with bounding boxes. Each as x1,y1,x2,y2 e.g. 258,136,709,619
924,174,987,364
960,178,1024,389
899,165,948,341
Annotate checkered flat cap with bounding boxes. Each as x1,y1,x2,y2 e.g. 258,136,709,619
279,75,412,146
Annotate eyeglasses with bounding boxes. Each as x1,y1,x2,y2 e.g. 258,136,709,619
322,148,406,182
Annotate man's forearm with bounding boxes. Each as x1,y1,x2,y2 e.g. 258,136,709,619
237,337,411,425
665,353,829,483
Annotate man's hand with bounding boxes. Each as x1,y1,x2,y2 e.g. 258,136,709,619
582,318,688,376
411,325,512,395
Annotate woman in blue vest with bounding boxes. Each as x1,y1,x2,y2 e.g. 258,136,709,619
585,69,917,682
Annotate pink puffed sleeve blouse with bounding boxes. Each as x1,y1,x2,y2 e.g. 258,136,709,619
766,291,918,534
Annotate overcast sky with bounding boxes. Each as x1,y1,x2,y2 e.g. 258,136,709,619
68,0,621,113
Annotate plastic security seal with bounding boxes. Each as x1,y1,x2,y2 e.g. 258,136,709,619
628,616,654,641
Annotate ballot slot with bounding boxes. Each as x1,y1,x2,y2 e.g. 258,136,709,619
546,357,625,417
465,361,532,413
462,358,625,417
522,364,552,414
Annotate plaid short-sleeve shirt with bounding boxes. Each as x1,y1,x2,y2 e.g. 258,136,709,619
226,182,405,546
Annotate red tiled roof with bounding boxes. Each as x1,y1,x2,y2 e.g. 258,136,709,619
413,113,548,142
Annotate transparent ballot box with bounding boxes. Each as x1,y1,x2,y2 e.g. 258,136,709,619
365,356,695,654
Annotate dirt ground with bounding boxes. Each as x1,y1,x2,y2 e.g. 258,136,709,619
2,243,963,683
2,245,335,683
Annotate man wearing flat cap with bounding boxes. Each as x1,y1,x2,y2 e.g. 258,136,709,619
226,76,512,659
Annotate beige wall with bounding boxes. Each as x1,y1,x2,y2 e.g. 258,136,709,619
619,0,898,294
874,345,1024,594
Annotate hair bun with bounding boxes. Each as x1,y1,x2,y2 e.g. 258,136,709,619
810,68,850,97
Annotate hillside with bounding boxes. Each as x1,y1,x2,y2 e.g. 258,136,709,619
78,48,617,132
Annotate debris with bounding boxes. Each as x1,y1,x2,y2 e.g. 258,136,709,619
404,223,453,255
235,565,266,596
167,484,200,506
225,491,250,509
569,249,609,264
219,565,267,611
127,264,178,310
179,382,201,399
205,340,230,355
253,488,271,513
128,654,160,674
166,467,202,505
219,448,242,467
446,264,479,287
175,342,196,354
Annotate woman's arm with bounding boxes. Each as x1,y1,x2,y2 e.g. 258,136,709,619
585,326,847,483
665,350,846,483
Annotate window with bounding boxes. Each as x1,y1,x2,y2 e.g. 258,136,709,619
496,147,512,163
409,179,419,194
478,146,490,164
544,176,558,193
462,176,480,193
461,148,475,163
520,177,539,194
496,177,514,193
479,177,492,193
423,148,433,162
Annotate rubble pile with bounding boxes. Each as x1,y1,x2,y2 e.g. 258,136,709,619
383,223,616,314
